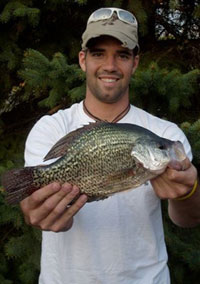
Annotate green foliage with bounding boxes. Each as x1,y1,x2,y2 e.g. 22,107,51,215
128,0,148,35
0,132,41,283
181,120,200,170
0,38,21,70
0,1,40,27
162,201,200,284
130,62,200,122
0,0,199,283
0,203,41,284
18,49,85,109
194,3,200,18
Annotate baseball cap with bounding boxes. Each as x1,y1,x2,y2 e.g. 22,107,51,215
81,7,139,51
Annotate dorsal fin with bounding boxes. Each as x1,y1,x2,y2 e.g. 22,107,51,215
44,121,105,161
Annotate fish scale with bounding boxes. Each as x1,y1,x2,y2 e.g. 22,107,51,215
33,133,136,198
2,122,186,204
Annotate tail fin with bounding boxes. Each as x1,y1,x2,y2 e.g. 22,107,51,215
2,167,39,205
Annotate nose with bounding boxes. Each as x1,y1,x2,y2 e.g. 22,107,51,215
102,55,118,72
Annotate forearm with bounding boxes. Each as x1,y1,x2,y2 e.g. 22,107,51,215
168,180,200,228
151,158,200,228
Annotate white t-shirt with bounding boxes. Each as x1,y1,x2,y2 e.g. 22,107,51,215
25,101,192,284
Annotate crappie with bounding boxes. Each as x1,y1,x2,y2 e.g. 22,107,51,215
2,122,186,204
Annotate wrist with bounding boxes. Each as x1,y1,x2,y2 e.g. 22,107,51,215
175,179,198,201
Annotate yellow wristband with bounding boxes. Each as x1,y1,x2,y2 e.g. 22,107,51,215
175,179,198,201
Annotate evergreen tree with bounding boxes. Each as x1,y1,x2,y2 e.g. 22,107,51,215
0,1,199,283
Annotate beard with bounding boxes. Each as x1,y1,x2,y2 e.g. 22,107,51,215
86,73,130,104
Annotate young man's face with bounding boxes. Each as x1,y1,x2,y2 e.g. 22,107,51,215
79,36,139,104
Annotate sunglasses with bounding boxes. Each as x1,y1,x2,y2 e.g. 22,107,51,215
88,7,137,26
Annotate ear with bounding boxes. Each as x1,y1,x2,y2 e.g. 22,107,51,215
132,55,139,74
79,50,86,72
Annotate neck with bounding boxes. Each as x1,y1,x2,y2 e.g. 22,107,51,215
83,98,130,123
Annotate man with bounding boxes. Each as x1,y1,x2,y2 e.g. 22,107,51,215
20,7,200,284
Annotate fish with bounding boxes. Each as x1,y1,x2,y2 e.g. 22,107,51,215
2,122,186,205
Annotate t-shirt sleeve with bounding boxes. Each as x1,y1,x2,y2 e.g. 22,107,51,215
24,115,67,167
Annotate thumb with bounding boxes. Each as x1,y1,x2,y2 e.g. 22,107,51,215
168,157,191,171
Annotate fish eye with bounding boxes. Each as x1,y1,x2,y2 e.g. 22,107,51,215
158,144,165,150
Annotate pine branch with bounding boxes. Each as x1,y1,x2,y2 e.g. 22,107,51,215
0,1,40,27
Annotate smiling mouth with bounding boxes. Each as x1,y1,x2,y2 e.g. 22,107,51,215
99,74,121,83
100,78,119,83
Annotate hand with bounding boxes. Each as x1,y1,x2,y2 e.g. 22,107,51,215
151,157,197,200
20,182,88,232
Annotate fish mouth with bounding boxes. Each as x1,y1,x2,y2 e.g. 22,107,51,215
167,141,187,170
169,141,186,161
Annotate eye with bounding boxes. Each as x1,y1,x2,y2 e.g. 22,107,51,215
158,144,166,150
119,54,129,59
91,51,104,58
118,53,131,60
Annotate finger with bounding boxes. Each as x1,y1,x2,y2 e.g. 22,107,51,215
39,184,80,227
42,182,74,214
20,182,61,218
153,164,197,199
166,163,197,185
168,157,191,171
55,218,74,232
27,183,74,225
50,193,88,232
178,157,191,171
27,182,61,209
151,174,186,200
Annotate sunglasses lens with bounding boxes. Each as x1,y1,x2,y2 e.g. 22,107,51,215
118,10,136,24
91,8,112,21
88,8,137,25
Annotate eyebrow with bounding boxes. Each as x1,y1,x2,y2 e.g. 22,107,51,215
117,50,133,56
88,48,105,53
88,47,133,56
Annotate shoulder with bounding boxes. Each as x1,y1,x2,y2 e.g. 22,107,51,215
24,102,83,166
27,102,83,141
129,105,180,136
